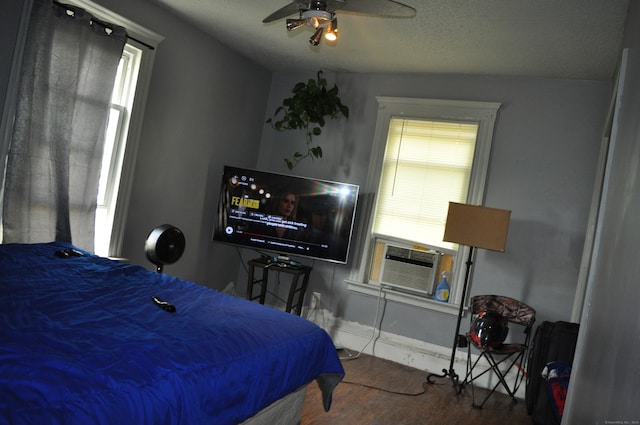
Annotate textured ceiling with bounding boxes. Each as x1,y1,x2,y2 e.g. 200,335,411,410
147,0,629,80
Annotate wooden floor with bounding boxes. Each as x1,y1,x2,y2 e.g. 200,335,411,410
301,351,532,425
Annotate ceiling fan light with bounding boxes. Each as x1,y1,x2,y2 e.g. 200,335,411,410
286,18,306,31
300,9,333,24
325,18,338,41
308,17,321,28
309,27,324,46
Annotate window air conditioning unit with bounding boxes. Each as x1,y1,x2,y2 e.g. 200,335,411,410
380,244,440,295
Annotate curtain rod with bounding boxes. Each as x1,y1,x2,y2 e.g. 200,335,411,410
52,1,155,51
126,35,155,51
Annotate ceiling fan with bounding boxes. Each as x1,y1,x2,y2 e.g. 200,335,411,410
263,0,416,46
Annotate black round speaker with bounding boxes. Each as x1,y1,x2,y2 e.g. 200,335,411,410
145,224,185,272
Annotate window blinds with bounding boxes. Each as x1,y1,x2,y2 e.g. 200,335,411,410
372,118,479,249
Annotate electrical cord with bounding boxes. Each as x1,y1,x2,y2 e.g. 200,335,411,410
237,248,298,309
336,285,431,396
235,247,249,274
339,379,427,397
339,285,386,361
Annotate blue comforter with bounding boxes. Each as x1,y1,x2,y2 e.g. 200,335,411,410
0,242,343,424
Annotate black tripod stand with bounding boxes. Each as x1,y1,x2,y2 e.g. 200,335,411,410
427,247,474,387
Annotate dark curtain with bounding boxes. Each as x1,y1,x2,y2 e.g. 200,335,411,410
2,0,126,250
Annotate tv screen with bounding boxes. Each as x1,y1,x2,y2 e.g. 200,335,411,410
213,166,359,264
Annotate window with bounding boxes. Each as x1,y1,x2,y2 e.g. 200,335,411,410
94,44,142,257
347,97,500,312
373,118,479,249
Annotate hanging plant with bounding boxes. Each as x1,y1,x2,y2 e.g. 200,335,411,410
266,70,349,170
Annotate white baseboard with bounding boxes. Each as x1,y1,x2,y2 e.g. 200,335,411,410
309,308,527,400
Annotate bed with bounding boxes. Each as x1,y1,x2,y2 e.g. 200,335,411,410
0,242,343,424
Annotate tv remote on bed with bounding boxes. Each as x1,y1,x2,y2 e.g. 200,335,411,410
151,296,176,313
54,248,84,258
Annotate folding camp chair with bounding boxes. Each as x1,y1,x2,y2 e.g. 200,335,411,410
460,295,536,408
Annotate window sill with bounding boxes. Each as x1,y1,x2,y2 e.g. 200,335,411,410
345,279,464,315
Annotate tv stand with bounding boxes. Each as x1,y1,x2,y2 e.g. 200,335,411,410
246,257,312,316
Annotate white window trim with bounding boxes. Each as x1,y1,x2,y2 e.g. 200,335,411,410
346,97,501,313
65,0,164,257
106,37,156,258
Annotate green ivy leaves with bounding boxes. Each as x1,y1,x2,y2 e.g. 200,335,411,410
266,70,349,170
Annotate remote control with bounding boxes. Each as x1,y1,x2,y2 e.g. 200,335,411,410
151,296,176,313
54,248,84,258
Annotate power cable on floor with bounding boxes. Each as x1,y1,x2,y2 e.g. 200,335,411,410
339,285,386,361
340,379,427,397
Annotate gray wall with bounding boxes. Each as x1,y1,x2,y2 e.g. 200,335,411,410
564,2,640,423
257,72,611,347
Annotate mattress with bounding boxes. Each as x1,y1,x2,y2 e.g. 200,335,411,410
0,242,343,424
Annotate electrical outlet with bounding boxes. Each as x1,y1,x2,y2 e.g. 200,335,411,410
311,292,321,310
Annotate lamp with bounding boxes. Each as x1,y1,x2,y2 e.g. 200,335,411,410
283,9,335,46
324,18,338,41
286,18,306,31
427,202,511,386
309,27,324,46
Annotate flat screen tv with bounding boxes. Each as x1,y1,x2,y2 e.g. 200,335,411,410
213,165,359,264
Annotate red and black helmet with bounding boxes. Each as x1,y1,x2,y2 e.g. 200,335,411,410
470,310,509,348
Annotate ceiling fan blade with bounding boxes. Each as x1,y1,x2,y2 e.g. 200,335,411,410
327,0,416,18
263,2,303,23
